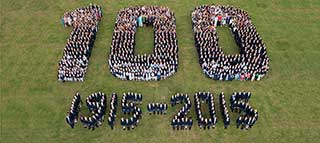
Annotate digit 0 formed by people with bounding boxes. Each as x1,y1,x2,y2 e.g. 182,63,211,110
108,6,179,81
192,5,269,81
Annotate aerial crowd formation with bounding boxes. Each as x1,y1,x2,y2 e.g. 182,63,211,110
62,4,264,131
58,5,102,82
192,5,269,81
58,4,269,82
66,91,258,131
109,6,179,81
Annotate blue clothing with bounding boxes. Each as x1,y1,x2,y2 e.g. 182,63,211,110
137,16,143,27
235,74,240,80
61,18,65,27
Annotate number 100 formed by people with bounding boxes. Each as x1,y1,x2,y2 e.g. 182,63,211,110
58,5,270,82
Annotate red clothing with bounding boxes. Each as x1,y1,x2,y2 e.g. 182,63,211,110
218,15,222,21
240,75,245,81
245,73,251,79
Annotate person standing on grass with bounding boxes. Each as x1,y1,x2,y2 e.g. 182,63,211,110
224,117,230,129
236,116,242,128
217,15,222,26
214,16,218,27
222,15,226,25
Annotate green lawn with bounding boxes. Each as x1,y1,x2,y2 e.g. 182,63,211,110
135,26,155,55
216,26,240,55
1,0,320,143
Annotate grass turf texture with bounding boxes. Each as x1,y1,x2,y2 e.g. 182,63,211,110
1,0,320,143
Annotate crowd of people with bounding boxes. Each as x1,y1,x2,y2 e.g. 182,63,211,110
219,92,230,129
147,103,168,114
109,6,179,81
171,116,193,130
120,93,143,130
58,4,102,82
65,91,259,130
230,92,258,130
192,5,270,81
170,93,193,130
80,92,106,130
107,93,118,130
230,92,251,106
194,92,217,129
66,93,82,128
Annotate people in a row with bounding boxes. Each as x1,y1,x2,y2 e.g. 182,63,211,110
170,93,192,130
219,92,230,129
121,92,142,114
85,92,106,113
120,106,142,130
236,114,258,130
58,4,102,82
147,103,168,114
171,116,193,130
192,5,269,81
230,92,251,111
109,6,178,81
121,92,143,130
170,93,192,107
66,91,258,130
170,93,192,116
107,93,118,130
194,92,217,129
66,93,82,128
80,92,106,130
230,92,258,130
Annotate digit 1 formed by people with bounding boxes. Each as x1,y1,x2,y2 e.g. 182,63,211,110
66,92,106,130
58,5,102,82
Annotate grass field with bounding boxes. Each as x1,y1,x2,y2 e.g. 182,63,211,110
1,0,320,143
